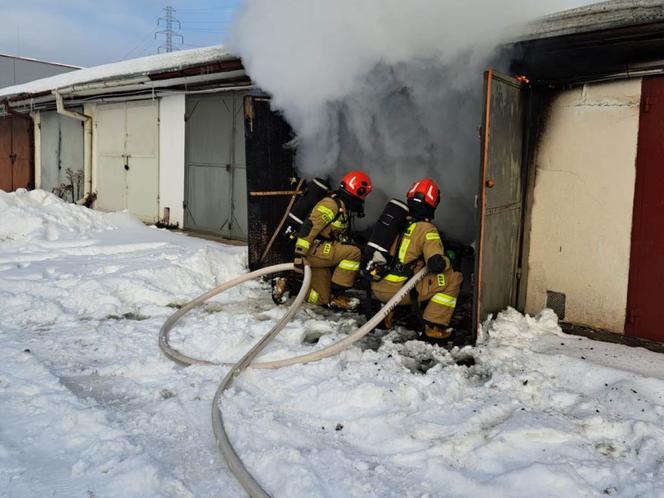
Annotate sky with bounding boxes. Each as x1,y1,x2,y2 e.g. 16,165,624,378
0,0,598,68
0,0,242,67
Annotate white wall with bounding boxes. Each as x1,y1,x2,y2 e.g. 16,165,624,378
525,79,641,333
158,94,186,227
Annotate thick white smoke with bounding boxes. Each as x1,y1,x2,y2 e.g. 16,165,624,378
229,0,567,243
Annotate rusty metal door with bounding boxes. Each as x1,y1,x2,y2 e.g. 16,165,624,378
0,118,11,191
0,115,34,192
474,70,528,336
625,76,664,342
244,95,296,270
12,117,34,190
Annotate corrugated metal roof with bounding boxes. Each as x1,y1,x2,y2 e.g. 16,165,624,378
523,0,664,40
0,45,240,100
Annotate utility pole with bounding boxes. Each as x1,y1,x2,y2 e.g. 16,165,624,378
155,5,183,53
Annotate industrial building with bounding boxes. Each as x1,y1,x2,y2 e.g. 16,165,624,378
0,53,78,89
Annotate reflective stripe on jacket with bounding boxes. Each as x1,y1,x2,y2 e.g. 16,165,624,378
295,196,349,255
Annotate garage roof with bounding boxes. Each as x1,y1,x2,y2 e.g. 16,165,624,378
523,0,664,40
0,45,243,101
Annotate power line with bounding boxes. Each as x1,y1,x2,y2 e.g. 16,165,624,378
120,32,157,60
154,5,184,53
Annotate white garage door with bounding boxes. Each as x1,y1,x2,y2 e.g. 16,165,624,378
96,100,159,222
40,110,85,202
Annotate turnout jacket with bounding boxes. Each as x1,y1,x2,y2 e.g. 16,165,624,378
295,196,350,256
383,220,448,283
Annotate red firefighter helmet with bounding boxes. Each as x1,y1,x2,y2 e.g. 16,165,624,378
340,170,373,200
407,178,441,208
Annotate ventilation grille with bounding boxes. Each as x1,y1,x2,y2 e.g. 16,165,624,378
546,291,566,320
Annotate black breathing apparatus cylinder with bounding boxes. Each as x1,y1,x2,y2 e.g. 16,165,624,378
284,178,330,238
363,199,410,279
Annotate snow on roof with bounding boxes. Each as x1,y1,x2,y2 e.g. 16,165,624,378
523,0,664,40
0,45,238,100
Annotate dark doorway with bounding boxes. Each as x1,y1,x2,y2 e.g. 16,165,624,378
0,115,34,192
474,69,528,339
625,76,664,342
244,95,297,270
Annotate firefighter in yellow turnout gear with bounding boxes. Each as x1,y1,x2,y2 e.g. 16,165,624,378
371,178,462,340
294,171,373,309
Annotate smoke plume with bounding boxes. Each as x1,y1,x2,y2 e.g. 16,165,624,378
230,0,564,243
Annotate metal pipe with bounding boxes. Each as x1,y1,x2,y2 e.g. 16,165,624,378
53,91,93,196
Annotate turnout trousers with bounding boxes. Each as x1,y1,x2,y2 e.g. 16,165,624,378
372,268,463,326
305,240,361,305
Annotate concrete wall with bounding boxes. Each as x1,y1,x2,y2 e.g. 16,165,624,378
158,94,186,227
525,79,641,332
0,56,77,88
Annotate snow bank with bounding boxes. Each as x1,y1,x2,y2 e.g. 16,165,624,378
1,193,663,497
0,189,140,242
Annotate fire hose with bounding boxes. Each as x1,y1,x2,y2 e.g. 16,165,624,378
158,264,427,497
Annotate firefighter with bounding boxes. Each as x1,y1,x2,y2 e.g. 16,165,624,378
371,178,463,341
292,171,373,310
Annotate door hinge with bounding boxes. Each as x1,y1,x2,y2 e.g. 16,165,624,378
516,267,522,280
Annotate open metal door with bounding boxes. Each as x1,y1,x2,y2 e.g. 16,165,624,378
244,95,297,270
474,69,528,338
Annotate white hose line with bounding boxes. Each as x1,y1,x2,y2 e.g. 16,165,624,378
160,265,425,497
211,265,313,498
212,268,425,498
252,268,427,369
159,263,295,366
160,266,427,370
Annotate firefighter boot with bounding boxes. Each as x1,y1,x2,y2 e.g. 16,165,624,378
423,322,453,342
329,294,360,312
272,277,289,305
381,310,395,330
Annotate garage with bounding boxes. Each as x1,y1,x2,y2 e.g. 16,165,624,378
184,91,248,240
38,110,84,201
95,100,159,222
0,114,33,192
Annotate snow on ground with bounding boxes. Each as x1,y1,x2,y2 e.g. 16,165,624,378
1,190,663,498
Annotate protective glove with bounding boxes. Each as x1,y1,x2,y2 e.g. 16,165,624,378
293,256,309,274
426,254,449,274
445,249,457,267
362,250,388,281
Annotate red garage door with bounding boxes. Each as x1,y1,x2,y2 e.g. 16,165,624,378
0,115,34,192
626,76,664,342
